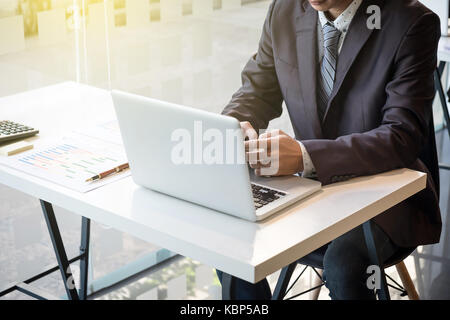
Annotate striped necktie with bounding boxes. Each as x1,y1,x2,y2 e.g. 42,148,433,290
317,22,341,122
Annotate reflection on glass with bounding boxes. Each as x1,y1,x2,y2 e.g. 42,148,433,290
37,8,66,45
0,15,25,55
125,0,150,28
0,0,289,300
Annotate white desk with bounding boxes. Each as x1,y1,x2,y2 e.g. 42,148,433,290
0,82,427,299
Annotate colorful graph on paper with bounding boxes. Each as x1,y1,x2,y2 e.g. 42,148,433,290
0,136,130,192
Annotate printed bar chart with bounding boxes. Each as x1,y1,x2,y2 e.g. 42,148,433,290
0,136,129,192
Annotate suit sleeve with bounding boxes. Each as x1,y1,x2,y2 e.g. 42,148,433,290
301,12,441,185
221,0,283,131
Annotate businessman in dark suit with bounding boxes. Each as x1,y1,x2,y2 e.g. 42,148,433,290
217,0,442,299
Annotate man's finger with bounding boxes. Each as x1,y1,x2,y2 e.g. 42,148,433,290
240,121,258,141
245,138,272,152
250,162,272,170
256,161,280,177
259,167,279,176
246,150,272,166
255,168,276,176
259,129,281,140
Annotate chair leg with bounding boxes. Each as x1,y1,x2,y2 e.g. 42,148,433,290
395,261,419,300
310,269,323,300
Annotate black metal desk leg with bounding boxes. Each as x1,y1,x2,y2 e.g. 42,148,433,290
79,217,90,300
363,220,390,300
434,63,450,171
272,262,297,300
438,60,446,76
40,200,80,300
221,273,234,300
435,63,450,139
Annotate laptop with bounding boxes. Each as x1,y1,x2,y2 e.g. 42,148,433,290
112,90,321,221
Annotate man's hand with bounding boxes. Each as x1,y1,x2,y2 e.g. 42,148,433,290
240,121,259,141
240,122,304,176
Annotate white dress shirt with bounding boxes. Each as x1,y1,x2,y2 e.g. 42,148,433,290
298,0,362,177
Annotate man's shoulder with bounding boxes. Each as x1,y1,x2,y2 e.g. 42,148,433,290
270,0,299,16
270,0,437,18
387,0,433,13
383,0,439,24
381,0,440,38
264,0,301,31
267,0,439,34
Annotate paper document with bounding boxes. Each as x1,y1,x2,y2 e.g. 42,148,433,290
74,120,123,145
0,134,130,193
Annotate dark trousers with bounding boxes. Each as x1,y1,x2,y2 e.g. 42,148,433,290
216,222,399,300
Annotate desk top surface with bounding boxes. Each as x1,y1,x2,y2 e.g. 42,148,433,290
0,82,427,283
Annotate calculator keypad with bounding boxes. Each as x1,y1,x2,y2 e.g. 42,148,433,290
0,121,32,135
0,121,37,139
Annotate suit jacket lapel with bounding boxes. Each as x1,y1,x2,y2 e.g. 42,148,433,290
322,0,384,123
295,1,323,139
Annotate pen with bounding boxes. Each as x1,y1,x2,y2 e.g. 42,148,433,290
85,163,129,182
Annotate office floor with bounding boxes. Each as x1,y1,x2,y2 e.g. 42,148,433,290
0,0,449,300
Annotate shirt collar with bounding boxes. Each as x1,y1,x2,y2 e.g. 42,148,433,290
318,0,363,33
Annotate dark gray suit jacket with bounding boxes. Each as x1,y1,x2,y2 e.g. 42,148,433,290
222,0,442,247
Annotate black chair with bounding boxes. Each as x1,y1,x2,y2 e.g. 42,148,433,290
272,244,419,300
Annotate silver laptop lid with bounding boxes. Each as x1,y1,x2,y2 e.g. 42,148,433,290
112,90,257,221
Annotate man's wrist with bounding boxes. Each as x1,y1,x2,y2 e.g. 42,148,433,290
297,141,317,177
296,141,304,173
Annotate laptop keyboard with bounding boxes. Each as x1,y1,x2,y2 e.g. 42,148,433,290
251,183,286,210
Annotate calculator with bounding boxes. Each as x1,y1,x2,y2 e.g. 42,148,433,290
0,120,39,144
